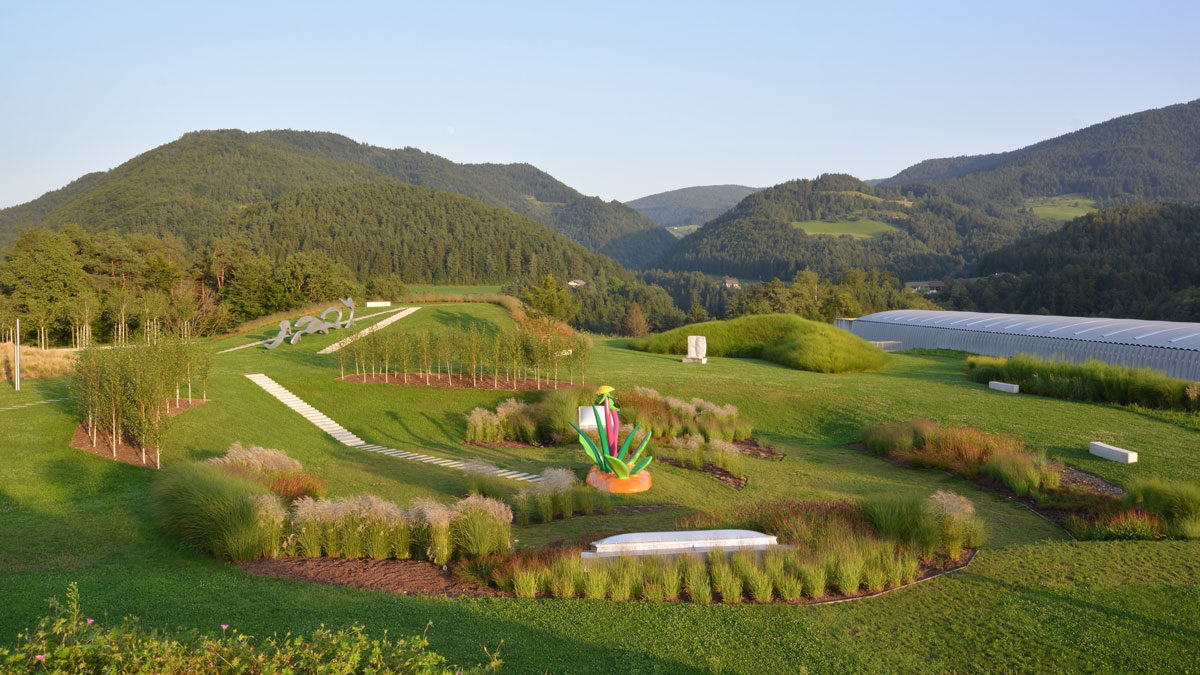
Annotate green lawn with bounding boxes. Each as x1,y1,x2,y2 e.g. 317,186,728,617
1025,195,1098,222
792,217,899,239
2,303,1198,671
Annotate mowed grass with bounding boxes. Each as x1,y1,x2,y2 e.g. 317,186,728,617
791,217,899,239
2,303,1199,671
1025,194,1098,222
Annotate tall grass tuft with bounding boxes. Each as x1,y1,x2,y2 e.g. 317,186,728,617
462,460,507,499
450,495,513,558
151,462,278,562
582,563,609,600
411,499,453,565
680,554,711,604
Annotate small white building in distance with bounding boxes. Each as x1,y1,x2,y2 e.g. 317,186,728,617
567,279,588,288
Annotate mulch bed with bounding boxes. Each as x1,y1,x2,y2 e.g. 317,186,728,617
338,373,575,392
237,548,977,605
843,442,1122,530
239,557,500,598
70,398,208,468
733,438,784,461
659,458,748,490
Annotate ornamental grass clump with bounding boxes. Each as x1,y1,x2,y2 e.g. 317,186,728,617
548,556,583,598
582,564,610,600
450,495,513,558
1125,477,1200,538
680,554,712,604
151,462,279,562
530,468,577,523
924,491,984,559
206,443,327,502
1068,507,1166,541
411,499,453,565
462,459,507,499
622,386,751,442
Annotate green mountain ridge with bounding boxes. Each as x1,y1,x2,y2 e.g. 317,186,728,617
626,184,760,229
0,129,676,267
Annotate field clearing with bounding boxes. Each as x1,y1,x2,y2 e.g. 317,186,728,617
792,217,900,239
1026,195,1098,222
2,302,1198,671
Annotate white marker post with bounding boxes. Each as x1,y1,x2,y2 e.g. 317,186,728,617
13,318,20,391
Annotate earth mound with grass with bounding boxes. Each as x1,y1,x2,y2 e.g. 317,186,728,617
628,314,889,373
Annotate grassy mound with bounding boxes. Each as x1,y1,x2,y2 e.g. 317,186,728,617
628,314,888,373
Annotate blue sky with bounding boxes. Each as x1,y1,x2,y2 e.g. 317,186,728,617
1,0,1197,208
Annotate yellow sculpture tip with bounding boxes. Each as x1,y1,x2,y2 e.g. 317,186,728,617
596,385,615,395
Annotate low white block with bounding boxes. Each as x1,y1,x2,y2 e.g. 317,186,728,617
581,529,778,561
577,405,603,430
1090,441,1137,463
365,300,391,307
989,381,1020,394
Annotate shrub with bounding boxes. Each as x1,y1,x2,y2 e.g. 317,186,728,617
0,584,498,673
451,495,513,559
151,462,278,562
629,314,889,373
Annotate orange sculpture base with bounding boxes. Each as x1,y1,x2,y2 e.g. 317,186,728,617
586,465,652,493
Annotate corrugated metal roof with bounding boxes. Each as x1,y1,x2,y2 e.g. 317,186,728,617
853,310,1200,350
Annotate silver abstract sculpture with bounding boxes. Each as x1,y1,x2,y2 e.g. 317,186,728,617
265,298,357,350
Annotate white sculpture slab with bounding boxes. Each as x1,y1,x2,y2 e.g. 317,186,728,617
577,405,603,430
683,335,708,364
581,529,777,561
989,381,1020,394
870,340,903,352
365,300,391,307
1090,441,1137,463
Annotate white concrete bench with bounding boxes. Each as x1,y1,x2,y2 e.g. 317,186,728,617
580,529,778,562
577,406,603,430
1090,441,1137,463
989,381,1020,394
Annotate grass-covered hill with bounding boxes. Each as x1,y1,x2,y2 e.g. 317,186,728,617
0,129,677,268
626,184,760,231
654,174,1045,282
941,203,1200,321
881,99,1200,205
250,130,676,268
227,182,631,284
628,313,889,373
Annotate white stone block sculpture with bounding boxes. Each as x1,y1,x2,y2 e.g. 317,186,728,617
577,405,603,430
581,529,778,562
365,300,391,307
683,335,708,364
1090,441,1137,463
989,381,1020,394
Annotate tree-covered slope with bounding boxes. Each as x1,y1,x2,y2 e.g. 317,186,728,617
0,130,389,249
227,182,631,284
881,99,1200,204
655,174,1044,281
254,130,677,267
626,184,760,229
941,203,1200,321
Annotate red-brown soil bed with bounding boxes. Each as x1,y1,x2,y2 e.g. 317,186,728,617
844,442,1122,529
70,398,208,468
239,557,500,598
339,372,575,392
659,458,748,490
733,438,784,460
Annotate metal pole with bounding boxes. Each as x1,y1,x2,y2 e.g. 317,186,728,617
13,318,20,391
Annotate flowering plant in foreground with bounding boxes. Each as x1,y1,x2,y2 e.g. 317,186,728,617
0,583,501,673
570,386,653,478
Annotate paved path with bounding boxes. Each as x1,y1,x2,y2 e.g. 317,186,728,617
317,307,419,354
0,397,68,413
244,373,542,483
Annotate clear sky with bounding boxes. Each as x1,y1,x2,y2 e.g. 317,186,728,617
2,0,1198,208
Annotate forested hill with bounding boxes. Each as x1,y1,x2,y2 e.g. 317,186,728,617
653,174,1045,282
252,130,676,267
0,129,677,268
941,203,1200,321
626,184,760,229
880,99,1200,204
227,182,631,284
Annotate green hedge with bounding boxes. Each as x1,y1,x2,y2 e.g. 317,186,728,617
966,354,1200,411
628,314,889,373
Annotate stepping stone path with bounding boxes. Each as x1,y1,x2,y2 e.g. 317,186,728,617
244,373,542,483
0,397,68,413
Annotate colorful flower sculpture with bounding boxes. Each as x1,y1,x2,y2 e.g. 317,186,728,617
571,386,653,492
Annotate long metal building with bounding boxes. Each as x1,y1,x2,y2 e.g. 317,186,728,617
840,310,1200,381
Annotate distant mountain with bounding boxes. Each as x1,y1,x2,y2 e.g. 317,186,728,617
0,129,676,267
881,99,1200,205
250,131,676,267
228,182,630,284
941,203,1200,321
654,174,1044,282
626,184,760,231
